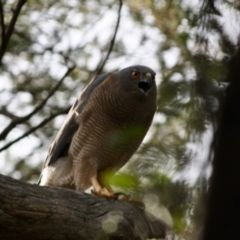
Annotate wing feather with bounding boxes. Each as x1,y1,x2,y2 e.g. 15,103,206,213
44,72,110,167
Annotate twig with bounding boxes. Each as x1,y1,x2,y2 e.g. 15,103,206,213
0,106,19,119
0,107,70,152
0,0,26,65
0,0,5,53
0,65,75,140
95,0,122,75
24,65,75,120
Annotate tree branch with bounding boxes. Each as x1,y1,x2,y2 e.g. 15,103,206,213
95,0,122,75
0,0,26,65
0,106,19,119
0,174,170,240
0,107,70,152
24,66,75,120
0,65,75,141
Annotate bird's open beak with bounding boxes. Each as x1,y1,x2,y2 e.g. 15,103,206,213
138,73,153,94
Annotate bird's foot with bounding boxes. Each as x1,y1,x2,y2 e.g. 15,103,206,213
91,188,115,198
91,176,115,198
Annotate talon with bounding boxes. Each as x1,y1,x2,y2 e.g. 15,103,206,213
91,188,114,198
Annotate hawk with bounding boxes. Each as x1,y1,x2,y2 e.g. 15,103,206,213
38,65,157,197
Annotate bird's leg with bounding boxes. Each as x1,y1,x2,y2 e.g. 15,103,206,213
101,180,115,195
97,176,135,202
91,176,144,207
90,176,114,198
96,171,134,200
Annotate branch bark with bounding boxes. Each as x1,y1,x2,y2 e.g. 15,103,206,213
0,174,170,240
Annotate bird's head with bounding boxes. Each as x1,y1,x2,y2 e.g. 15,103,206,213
117,65,156,97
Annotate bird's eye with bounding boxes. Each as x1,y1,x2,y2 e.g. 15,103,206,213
132,71,140,79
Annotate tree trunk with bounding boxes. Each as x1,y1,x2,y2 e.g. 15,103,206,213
202,48,240,239
0,174,170,240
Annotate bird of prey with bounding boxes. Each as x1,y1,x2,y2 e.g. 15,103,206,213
38,65,157,197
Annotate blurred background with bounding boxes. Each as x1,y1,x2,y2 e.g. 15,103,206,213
0,0,240,239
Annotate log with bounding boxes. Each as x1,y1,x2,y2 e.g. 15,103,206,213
0,174,170,240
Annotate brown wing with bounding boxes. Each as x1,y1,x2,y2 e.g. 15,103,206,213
43,72,110,168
